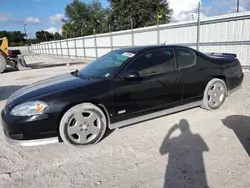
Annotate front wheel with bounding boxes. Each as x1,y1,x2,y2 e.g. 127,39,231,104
59,103,107,147
202,78,227,110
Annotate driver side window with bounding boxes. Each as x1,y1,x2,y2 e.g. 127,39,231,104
125,48,175,77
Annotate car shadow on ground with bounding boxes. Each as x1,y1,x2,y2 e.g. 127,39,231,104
159,119,209,188
0,85,25,101
222,115,250,156
102,128,115,141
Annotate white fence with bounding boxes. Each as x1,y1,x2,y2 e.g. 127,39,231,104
9,46,31,54
31,12,250,68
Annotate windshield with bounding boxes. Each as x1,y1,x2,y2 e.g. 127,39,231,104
79,50,135,79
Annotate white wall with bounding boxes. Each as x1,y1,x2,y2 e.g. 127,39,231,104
31,12,250,68
9,46,30,54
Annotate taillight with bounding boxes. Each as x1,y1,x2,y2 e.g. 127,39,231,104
237,60,242,72
238,60,242,72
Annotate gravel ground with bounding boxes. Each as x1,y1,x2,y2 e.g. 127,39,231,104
0,55,250,188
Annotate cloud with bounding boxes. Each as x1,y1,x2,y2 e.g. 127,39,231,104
25,17,41,24
45,26,59,34
229,0,250,12
32,0,41,2
242,0,250,11
168,0,250,22
169,0,206,22
58,28,62,35
205,0,250,16
49,13,65,25
0,11,9,22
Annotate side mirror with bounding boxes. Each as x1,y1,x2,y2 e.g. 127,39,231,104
121,71,142,81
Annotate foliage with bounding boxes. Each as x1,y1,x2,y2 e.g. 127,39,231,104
108,0,172,31
62,0,110,38
4,0,173,43
35,31,62,42
0,31,26,46
54,32,61,40
61,0,172,39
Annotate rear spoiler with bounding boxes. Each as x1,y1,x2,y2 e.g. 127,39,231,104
205,53,237,58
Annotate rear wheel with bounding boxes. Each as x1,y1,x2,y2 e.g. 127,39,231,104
202,78,227,110
59,103,107,147
0,54,7,73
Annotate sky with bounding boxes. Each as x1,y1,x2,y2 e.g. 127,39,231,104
0,0,250,38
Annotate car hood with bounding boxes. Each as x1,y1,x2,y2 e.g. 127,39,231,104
6,73,97,106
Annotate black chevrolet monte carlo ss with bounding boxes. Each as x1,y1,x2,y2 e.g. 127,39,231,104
1,45,244,147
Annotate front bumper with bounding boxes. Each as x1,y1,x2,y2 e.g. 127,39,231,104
1,110,60,146
4,136,59,146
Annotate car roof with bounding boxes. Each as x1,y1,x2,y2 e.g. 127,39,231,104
117,45,194,54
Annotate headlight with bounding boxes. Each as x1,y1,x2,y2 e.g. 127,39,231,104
11,101,48,116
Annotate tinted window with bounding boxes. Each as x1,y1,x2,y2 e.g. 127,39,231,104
176,48,196,68
126,49,175,77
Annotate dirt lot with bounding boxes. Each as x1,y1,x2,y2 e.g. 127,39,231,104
0,54,250,188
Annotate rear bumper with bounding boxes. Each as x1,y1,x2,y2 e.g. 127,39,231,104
227,72,244,94
228,84,242,95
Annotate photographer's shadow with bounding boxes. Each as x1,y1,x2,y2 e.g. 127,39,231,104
160,119,209,188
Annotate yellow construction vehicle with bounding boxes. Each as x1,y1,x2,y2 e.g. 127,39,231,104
0,37,28,73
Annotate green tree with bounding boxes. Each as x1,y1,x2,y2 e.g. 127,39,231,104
108,0,172,31
63,0,110,38
54,32,61,40
0,31,26,46
62,22,78,38
35,31,54,42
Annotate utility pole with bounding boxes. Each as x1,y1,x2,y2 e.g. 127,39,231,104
109,24,113,50
196,2,201,51
237,0,240,12
28,33,32,41
24,24,28,44
157,12,160,45
109,24,111,33
24,24,31,52
130,18,133,30
131,18,134,46
44,32,47,41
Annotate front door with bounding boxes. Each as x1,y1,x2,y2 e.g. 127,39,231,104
112,48,183,123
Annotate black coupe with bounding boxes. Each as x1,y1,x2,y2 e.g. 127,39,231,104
1,45,244,147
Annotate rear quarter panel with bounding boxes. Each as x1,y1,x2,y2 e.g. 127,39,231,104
204,54,244,91
181,53,224,103
194,53,244,91
220,59,244,91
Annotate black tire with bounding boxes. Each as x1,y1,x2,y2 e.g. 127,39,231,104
59,103,107,147
0,54,7,73
201,78,227,110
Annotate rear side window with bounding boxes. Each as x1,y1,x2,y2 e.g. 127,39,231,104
126,48,175,77
176,48,196,68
